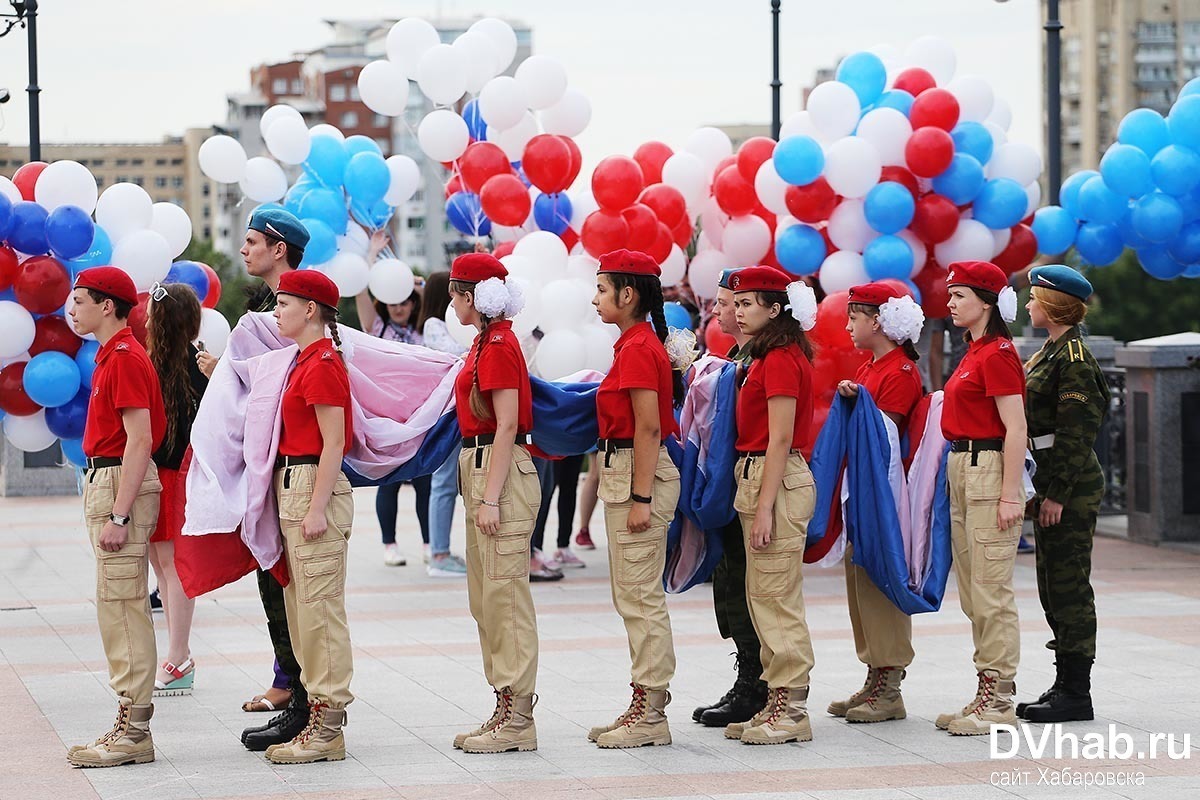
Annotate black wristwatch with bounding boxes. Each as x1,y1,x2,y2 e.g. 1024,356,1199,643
630,493,652,504
109,512,130,527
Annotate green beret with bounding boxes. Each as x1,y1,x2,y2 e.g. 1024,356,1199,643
1029,265,1092,301
248,207,310,254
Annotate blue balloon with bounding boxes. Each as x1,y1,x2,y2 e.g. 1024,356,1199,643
1168,220,1200,264
1131,192,1184,243
513,162,532,188
344,135,383,159
343,151,390,207
463,99,487,141
164,260,210,299
1118,108,1171,156
1078,176,1128,225
297,188,348,235
1116,210,1150,250
974,178,1029,230
283,184,311,217
663,301,691,331
369,199,395,229
1182,78,1200,100
863,234,913,280
45,205,95,261
931,154,985,205
1100,144,1153,198
254,201,286,216
1031,206,1078,255
1060,170,1098,220
836,51,887,106
446,192,491,236
1185,263,1200,277
951,122,994,165
304,135,349,188
774,223,827,276
0,192,12,241
23,351,81,408
863,181,916,234
874,89,914,116
45,388,89,440
1137,244,1188,279
60,436,86,467
9,201,49,254
298,218,337,266
75,339,99,388
773,136,825,186
65,225,112,275
1150,145,1200,196
1168,95,1200,149
1075,222,1124,266
533,192,572,235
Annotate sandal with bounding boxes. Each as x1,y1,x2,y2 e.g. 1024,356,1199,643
154,658,196,696
242,686,291,712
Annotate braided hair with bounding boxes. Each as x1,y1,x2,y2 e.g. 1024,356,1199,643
449,279,497,421
606,272,686,408
318,304,344,357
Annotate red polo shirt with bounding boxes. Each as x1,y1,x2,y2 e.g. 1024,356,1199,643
855,346,923,430
278,338,353,457
455,320,533,438
596,321,679,440
736,342,813,452
941,335,1026,441
83,327,167,458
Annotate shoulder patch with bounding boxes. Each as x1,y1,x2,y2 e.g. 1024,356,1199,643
491,334,505,343
321,351,334,360
1060,390,1088,403
1067,339,1085,362
901,363,912,371
999,341,1011,350
115,342,129,352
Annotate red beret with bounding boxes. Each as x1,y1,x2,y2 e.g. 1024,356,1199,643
946,260,1008,296
847,282,904,306
74,267,138,306
597,248,661,278
278,268,340,310
451,252,507,283
728,265,790,293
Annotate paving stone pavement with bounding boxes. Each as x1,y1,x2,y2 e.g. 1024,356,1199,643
1,485,1197,800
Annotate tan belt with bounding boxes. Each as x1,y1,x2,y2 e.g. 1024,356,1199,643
1029,433,1056,451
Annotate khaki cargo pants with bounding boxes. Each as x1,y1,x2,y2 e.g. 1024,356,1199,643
844,542,914,668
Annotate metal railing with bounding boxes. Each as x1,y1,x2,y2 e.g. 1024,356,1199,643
1097,367,1126,514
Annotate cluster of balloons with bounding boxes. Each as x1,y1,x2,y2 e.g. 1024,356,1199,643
1030,82,1200,279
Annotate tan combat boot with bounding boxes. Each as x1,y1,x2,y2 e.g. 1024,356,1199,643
454,688,502,749
595,685,672,748
948,671,1015,736
67,698,154,768
845,667,906,723
935,672,988,730
462,690,537,753
724,688,776,740
266,701,347,763
587,682,642,742
827,666,879,717
740,686,814,745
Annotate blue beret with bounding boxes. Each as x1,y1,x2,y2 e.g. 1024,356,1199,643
1029,265,1092,301
248,207,310,253
717,268,740,290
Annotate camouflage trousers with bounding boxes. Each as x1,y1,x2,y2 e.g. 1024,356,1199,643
257,568,303,690
712,518,762,658
1033,461,1103,660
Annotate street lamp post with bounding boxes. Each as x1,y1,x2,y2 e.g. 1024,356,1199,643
997,0,1062,204
0,0,39,162
771,0,781,140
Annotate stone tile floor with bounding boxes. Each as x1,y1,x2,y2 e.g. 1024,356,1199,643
1,486,1197,800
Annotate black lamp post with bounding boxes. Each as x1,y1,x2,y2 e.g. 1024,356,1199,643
0,0,39,162
771,0,781,140
997,0,1062,204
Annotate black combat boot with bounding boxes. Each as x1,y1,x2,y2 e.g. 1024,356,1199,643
1023,656,1094,723
242,684,310,751
1017,661,1061,719
699,647,768,727
693,652,739,722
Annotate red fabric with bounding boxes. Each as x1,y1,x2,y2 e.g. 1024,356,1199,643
941,335,1026,441
597,248,661,277
450,252,507,283
83,328,167,458
847,281,904,306
74,266,138,306
946,260,1007,295
736,343,814,452
277,269,339,309
855,347,923,433
728,265,790,293
279,338,353,457
596,322,678,440
454,320,533,437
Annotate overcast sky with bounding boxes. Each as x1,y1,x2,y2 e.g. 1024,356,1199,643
0,0,1045,169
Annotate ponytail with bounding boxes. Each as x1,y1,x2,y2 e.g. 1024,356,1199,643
468,316,495,421
901,339,921,362
608,272,686,409
318,305,345,359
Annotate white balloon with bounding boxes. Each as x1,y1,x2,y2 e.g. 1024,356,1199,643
487,112,538,161
417,109,470,162
540,88,592,137
513,230,569,275
197,135,247,184
780,110,830,143
263,115,312,165
539,279,593,332
0,300,35,359
569,190,598,231
260,104,304,138
905,35,958,85
344,222,371,254
309,123,345,142
387,18,441,77
469,18,518,74
934,219,994,265
239,157,288,203
0,349,29,368
490,223,526,244
818,251,870,294
983,121,1008,155
987,142,1042,186
358,60,410,117
501,254,548,285
3,410,56,453
824,137,882,199
509,276,541,337
96,182,153,243
661,152,709,210
700,196,730,249
688,249,732,300
150,202,192,259
444,305,477,349
722,215,772,266
197,307,232,358
579,324,615,373
684,127,733,172
384,155,421,206
34,160,98,213
855,108,913,168
991,226,1012,259
897,229,928,278
515,55,568,110
947,75,995,123
535,328,587,380
775,214,799,235
754,160,789,216
1024,180,1041,218
806,81,861,140
479,76,528,131
453,31,501,95
827,199,879,253
62,294,95,342
319,252,370,297
112,230,171,291
565,253,599,283
336,233,368,258
660,245,687,287
0,176,20,204
416,43,468,106
987,96,1013,132
367,258,415,304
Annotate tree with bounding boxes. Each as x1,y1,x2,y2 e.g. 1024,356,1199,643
180,238,250,326
1078,252,1200,343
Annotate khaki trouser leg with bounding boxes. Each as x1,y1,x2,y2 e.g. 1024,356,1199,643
948,450,1023,681
735,454,815,689
844,543,914,668
459,444,540,696
599,446,679,690
84,464,161,707
276,465,355,708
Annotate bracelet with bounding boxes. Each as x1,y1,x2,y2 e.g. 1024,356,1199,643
630,493,652,504
481,499,500,508
1000,499,1023,505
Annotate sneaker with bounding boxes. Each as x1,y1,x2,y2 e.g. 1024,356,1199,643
530,551,564,582
554,548,586,568
575,527,595,550
1017,535,1035,554
422,543,432,564
383,543,407,567
149,588,163,613
427,553,468,577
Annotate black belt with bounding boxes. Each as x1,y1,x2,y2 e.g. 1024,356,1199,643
949,438,1004,453
85,456,122,471
462,433,532,448
737,449,802,458
596,438,635,452
274,455,320,470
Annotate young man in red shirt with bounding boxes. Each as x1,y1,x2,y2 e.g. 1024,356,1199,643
67,267,167,768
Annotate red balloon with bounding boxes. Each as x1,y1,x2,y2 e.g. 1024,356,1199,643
444,173,465,199
12,161,48,201
632,141,674,185
459,142,511,194
910,88,960,132
14,255,71,315
877,278,916,300
893,67,937,96
639,184,687,229
621,204,658,251
713,164,758,217
994,224,1038,275
0,362,41,416
199,263,221,309
737,137,777,184
29,315,83,358
522,134,573,194
785,178,838,223
809,291,855,354
704,315,737,356
905,127,955,178
880,166,920,199
592,156,645,212
560,227,580,252
562,136,583,188
913,260,950,319
713,155,737,178
492,241,516,259
479,173,532,227
580,210,630,258
911,194,960,244
671,217,693,249
646,222,673,264
0,245,17,292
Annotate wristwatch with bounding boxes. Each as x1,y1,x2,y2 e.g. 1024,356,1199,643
630,493,652,504
109,513,130,527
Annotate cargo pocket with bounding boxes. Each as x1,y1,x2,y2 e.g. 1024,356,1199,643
487,526,530,580
296,540,345,602
965,466,1002,504
973,527,1015,585
597,450,632,504
98,544,148,602
616,534,661,586
331,481,354,533
504,456,540,522
781,468,816,526
652,460,681,522
748,551,793,598
278,469,313,522
83,472,116,523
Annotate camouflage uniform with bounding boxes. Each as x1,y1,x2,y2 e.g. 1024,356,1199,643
1024,326,1109,660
